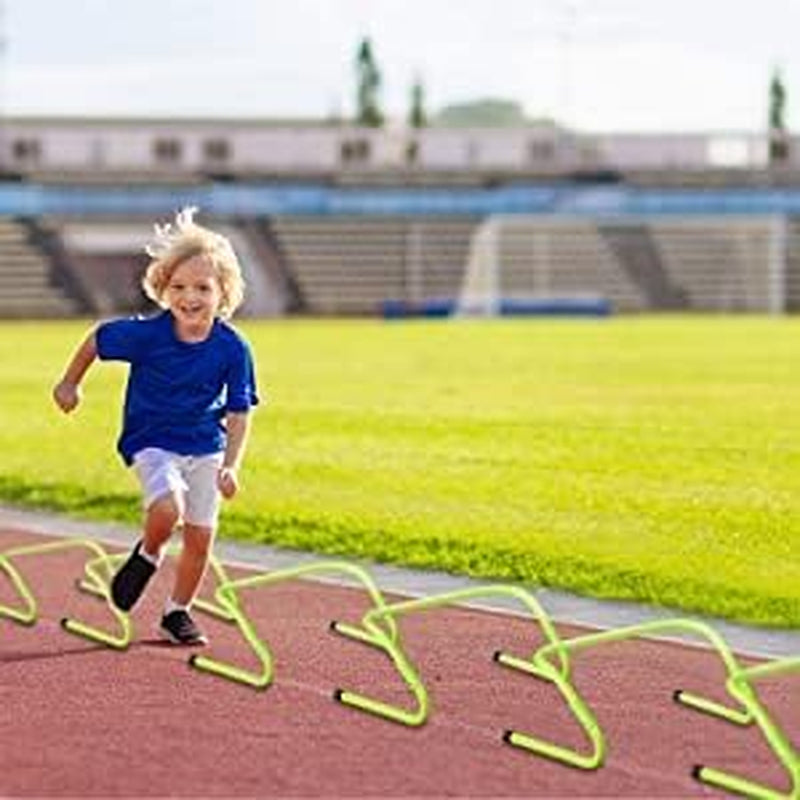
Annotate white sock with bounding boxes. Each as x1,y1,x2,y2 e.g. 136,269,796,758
164,598,189,616
138,542,161,567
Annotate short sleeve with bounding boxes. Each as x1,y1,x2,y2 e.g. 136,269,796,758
226,336,260,413
96,316,149,363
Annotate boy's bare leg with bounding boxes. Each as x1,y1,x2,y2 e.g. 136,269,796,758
141,494,182,559
171,524,213,606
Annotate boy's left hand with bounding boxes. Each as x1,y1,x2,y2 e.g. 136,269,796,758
218,466,239,499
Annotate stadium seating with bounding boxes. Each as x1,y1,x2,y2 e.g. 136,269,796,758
269,215,478,314
648,218,775,312
3,206,800,318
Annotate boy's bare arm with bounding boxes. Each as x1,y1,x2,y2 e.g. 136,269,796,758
52,329,98,413
218,411,252,498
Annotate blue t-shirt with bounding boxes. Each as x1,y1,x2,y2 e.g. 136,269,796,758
96,311,260,465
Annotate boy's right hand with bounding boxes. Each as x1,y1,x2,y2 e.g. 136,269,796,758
52,380,81,413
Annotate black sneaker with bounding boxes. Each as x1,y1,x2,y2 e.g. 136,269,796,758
160,609,208,646
110,542,157,612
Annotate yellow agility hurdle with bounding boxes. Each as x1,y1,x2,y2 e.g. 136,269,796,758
189,560,398,690
689,654,800,800
507,617,756,772
330,584,603,766
0,537,131,649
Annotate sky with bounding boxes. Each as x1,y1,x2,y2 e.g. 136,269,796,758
1,0,798,133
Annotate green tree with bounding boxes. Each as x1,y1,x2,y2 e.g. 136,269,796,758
769,67,789,164
355,37,383,127
408,76,427,128
433,98,528,127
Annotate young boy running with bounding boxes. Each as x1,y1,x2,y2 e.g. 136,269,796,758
53,208,259,645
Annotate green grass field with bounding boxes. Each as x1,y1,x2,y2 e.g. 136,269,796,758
1,315,798,628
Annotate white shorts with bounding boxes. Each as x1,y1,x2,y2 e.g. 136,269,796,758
132,447,224,529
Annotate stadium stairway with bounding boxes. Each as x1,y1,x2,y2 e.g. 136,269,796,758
0,217,81,318
238,217,303,315
597,223,688,310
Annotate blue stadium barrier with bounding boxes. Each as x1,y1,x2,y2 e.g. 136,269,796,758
381,297,612,319
4,180,800,217
382,299,455,319
498,297,612,316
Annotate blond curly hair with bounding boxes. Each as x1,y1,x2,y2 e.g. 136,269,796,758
142,207,245,318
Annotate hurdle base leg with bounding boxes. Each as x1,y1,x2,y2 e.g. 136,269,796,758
189,653,271,690
330,619,395,648
494,649,563,681
0,607,36,626
674,690,752,726
693,764,789,800
503,728,603,771
334,687,427,727
60,615,132,650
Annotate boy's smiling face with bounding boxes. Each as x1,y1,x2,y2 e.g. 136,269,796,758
165,254,222,341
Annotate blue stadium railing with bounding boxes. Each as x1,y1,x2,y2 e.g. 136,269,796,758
3,181,800,217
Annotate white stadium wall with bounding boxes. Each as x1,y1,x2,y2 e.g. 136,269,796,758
0,117,790,177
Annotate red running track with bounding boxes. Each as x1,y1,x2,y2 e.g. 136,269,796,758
1,527,798,797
